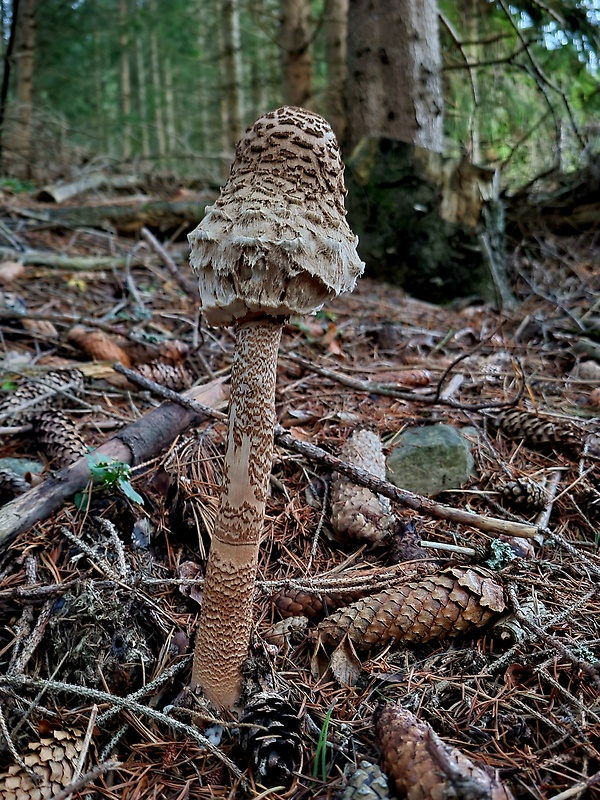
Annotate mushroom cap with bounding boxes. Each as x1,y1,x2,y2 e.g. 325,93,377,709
188,106,364,326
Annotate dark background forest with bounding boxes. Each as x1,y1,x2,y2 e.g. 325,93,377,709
1,0,599,190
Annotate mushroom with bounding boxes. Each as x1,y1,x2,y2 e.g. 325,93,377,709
188,105,364,709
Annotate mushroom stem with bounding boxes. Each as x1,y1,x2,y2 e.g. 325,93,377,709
192,317,282,708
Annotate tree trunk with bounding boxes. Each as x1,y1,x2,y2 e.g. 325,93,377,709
0,0,20,173
9,0,36,178
119,0,132,160
94,32,107,153
345,0,443,152
222,0,244,151
323,0,348,142
164,56,177,154
149,0,166,158
344,0,513,307
136,36,151,158
465,0,481,163
280,0,313,109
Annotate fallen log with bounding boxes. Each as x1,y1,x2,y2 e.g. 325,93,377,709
36,171,141,203
0,377,227,548
19,197,215,234
0,245,131,270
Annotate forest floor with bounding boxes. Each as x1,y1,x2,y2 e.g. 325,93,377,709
0,184,598,800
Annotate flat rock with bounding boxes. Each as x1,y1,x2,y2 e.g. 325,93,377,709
386,423,476,497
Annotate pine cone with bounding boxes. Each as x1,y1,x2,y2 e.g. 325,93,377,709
0,468,30,498
0,728,84,800
33,410,88,468
340,761,391,800
375,703,514,800
134,362,192,391
0,370,84,425
237,693,303,788
274,587,368,620
492,409,580,451
273,563,439,621
496,477,547,513
331,429,396,546
316,566,505,650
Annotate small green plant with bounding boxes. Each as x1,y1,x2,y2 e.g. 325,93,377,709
313,705,335,782
0,177,35,193
1,379,18,391
75,454,143,508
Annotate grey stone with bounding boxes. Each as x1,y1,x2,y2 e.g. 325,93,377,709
386,424,476,497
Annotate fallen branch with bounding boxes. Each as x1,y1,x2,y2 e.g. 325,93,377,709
140,226,197,296
114,363,541,540
17,197,213,234
0,377,227,548
0,245,131,270
36,170,140,203
285,352,522,411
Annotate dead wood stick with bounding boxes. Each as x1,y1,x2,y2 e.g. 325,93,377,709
0,245,130,270
140,226,197,296
0,377,227,549
284,352,520,411
114,363,541,540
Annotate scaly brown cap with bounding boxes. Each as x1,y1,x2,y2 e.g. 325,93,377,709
189,105,364,326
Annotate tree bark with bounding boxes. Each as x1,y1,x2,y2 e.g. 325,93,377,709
280,0,313,108
345,0,443,152
164,56,177,154
0,0,20,173
0,378,228,550
324,0,348,142
149,0,166,158
8,0,36,178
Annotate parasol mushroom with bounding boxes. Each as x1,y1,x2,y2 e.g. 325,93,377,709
188,105,363,709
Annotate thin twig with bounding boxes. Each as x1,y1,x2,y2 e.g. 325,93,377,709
285,352,522,411
0,674,246,784
141,226,197,296
72,705,98,783
507,584,600,690
48,760,122,800
9,598,54,674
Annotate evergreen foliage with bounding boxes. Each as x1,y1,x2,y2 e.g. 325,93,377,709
0,0,598,185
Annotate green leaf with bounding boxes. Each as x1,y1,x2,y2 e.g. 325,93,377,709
117,477,144,505
74,490,90,510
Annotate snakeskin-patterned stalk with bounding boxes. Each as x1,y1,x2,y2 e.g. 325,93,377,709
192,320,282,708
